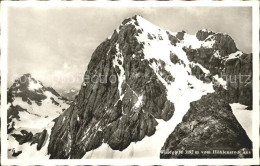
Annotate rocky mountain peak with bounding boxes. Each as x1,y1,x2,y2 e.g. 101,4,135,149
46,15,252,159
8,74,69,106
10,73,43,92
121,15,142,25
23,73,32,77
195,29,238,56
196,29,215,41
7,74,71,158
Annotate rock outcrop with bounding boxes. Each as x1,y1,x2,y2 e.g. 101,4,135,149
7,74,70,158
185,33,252,108
11,129,48,151
160,29,252,159
160,91,252,159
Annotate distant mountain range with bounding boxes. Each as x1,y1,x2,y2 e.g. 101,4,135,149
57,89,79,101
7,74,70,158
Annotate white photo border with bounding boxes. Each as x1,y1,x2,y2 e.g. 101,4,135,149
1,1,259,165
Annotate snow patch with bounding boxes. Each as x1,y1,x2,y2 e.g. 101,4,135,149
230,103,252,140
112,44,125,95
195,63,210,75
134,95,143,108
183,33,202,49
28,80,42,91
201,29,210,32
213,50,221,58
202,38,215,48
136,16,162,34
213,75,227,90
227,51,243,60
11,95,68,130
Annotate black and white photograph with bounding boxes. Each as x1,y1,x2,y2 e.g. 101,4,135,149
1,1,259,165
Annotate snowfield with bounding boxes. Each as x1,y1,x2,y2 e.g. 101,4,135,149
230,103,252,140
11,91,69,130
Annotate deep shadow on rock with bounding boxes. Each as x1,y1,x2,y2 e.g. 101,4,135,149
160,91,252,159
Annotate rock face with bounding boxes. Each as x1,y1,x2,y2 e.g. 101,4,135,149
11,129,48,151
48,15,175,159
160,91,252,159
185,34,252,108
160,28,252,159
7,74,69,107
223,54,252,107
7,74,70,158
196,29,215,41
47,15,252,159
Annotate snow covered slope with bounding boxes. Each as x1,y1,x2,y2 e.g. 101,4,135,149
230,103,252,140
7,74,70,158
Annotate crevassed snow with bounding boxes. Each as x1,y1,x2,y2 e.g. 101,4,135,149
230,103,252,140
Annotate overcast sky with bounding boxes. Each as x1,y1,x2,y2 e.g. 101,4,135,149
7,6,252,90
